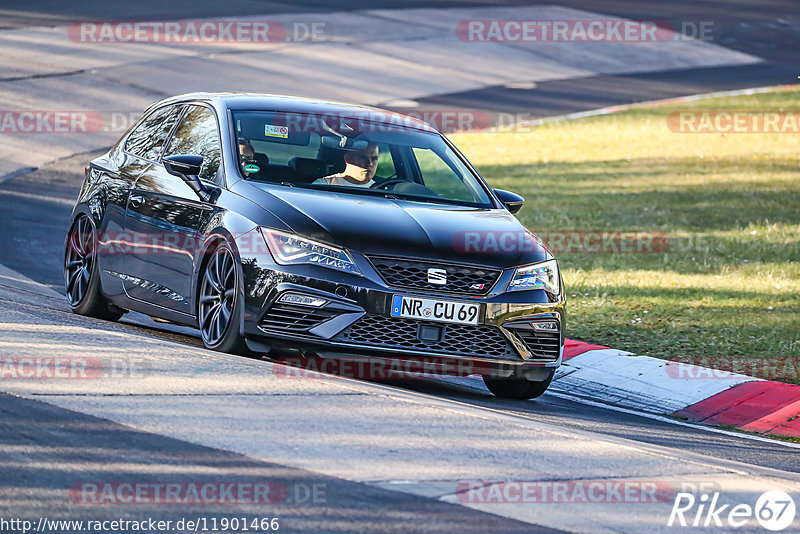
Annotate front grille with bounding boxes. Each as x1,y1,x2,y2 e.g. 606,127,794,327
259,303,339,334
510,329,561,361
333,315,519,361
367,256,501,295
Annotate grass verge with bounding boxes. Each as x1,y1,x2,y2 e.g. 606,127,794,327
452,86,800,383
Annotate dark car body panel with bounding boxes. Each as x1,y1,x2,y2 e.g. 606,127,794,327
238,181,549,268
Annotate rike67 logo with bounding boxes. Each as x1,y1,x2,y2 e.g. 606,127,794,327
668,490,796,531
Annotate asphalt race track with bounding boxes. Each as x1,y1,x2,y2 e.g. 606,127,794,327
1,1,799,532
1,264,799,532
2,0,797,117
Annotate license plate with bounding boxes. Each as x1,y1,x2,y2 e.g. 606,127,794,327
390,295,479,325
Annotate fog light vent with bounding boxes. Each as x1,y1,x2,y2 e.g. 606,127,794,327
531,321,559,333
278,292,328,308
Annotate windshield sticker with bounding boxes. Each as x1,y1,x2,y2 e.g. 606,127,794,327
265,124,289,138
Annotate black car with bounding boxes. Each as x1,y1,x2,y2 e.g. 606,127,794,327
64,92,565,399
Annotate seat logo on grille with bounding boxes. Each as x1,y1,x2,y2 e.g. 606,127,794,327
427,268,447,285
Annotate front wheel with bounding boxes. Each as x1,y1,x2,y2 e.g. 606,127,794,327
483,370,555,400
197,241,252,356
64,214,124,321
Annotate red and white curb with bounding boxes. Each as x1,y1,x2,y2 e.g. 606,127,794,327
558,340,800,438
537,85,800,440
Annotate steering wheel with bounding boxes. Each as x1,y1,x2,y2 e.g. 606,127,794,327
370,177,406,189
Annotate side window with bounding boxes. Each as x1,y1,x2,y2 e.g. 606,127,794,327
125,105,181,161
164,106,221,181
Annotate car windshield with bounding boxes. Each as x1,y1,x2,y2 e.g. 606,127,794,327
231,111,494,208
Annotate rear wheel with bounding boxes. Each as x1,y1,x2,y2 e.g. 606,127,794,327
197,241,252,356
64,214,124,321
483,370,555,400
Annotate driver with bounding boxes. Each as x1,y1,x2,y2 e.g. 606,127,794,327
313,143,379,187
238,138,257,177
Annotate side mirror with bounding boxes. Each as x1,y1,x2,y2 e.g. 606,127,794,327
164,154,202,178
493,189,524,213
163,155,218,202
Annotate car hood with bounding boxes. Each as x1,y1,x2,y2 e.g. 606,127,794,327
237,182,551,269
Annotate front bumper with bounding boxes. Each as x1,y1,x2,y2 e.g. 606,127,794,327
238,240,566,376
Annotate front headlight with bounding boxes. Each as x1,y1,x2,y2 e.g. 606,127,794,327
260,228,361,276
507,259,559,294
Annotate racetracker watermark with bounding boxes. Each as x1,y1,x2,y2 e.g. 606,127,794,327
0,111,104,134
452,230,670,254
457,480,674,503
250,110,500,134
72,231,269,257
67,230,675,257
69,482,327,505
456,20,717,42
2,110,209,135
0,356,147,379
667,111,800,133
383,109,548,133
0,109,536,135
3,107,654,135
1,517,280,534
68,20,329,43
274,356,505,380
667,357,800,382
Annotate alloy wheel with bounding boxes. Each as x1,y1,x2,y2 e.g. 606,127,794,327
199,244,236,346
65,215,95,306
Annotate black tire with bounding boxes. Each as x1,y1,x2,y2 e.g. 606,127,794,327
64,214,124,321
197,240,253,356
483,370,555,400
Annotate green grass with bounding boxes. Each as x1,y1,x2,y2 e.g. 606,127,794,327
452,87,800,383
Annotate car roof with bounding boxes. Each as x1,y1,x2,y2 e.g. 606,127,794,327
155,92,437,133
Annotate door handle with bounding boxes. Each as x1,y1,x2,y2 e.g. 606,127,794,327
129,195,144,208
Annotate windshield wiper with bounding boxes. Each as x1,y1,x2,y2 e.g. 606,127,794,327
381,193,458,206
277,183,485,208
